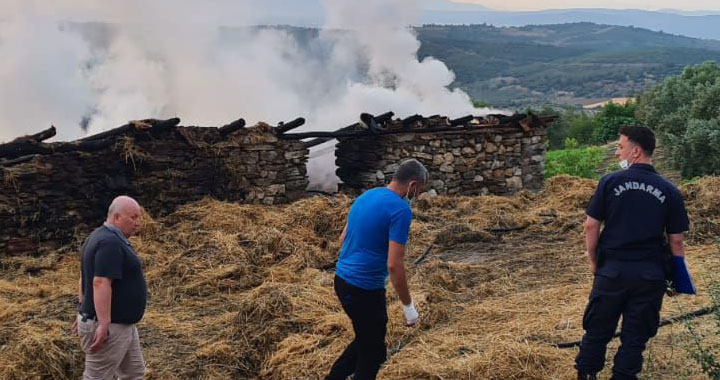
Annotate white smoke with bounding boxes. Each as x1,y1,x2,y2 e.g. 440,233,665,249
0,2,93,141
0,0,494,189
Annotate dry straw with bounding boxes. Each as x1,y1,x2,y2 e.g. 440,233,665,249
0,176,718,379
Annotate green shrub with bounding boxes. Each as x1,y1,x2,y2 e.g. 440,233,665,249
544,146,605,179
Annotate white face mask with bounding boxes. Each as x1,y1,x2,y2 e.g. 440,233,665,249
405,183,417,206
619,159,630,170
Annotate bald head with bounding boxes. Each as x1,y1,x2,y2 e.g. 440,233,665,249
106,196,141,238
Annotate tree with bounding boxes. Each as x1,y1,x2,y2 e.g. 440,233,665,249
636,61,720,177
591,101,638,144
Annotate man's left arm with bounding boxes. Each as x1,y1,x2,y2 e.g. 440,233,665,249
668,233,685,257
666,189,690,256
585,216,602,274
584,177,607,275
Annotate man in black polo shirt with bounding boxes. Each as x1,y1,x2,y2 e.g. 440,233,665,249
73,195,147,380
575,126,690,380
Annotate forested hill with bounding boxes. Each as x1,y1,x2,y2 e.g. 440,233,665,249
415,23,720,108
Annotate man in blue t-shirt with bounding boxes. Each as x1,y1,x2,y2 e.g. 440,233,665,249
325,159,428,380
576,126,690,380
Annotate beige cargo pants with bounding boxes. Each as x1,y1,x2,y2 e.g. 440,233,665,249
77,315,145,380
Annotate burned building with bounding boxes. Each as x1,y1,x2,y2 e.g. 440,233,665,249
280,112,553,196
1,112,553,255
0,118,308,254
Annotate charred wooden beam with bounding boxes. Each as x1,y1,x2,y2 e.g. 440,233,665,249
519,113,537,132
374,111,395,124
295,130,367,140
303,123,361,149
450,115,474,127
148,118,182,134
25,126,57,143
360,113,383,134
361,112,395,134
402,114,423,127
80,118,181,142
539,115,558,125
276,117,305,134
0,138,114,160
304,137,334,149
1,155,36,167
219,118,246,136
1,126,56,145
80,124,135,142
491,113,525,125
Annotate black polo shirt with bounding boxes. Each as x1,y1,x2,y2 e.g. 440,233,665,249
587,164,690,258
79,225,147,324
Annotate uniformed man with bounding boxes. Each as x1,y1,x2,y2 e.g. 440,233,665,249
72,195,148,380
575,126,690,380
325,159,427,380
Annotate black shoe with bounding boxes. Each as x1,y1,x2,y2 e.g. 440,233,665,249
578,372,597,380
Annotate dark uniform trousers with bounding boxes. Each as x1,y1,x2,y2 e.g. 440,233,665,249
575,259,666,380
326,275,388,380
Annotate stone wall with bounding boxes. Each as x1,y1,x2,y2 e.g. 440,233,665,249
336,117,547,195
0,122,308,255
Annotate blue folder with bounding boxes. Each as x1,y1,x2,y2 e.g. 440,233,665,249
671,256,696,295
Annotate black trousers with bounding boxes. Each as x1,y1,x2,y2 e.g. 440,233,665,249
575,260,665,380
325,275,388,380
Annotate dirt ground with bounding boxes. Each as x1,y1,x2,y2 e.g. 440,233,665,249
0,175,718,380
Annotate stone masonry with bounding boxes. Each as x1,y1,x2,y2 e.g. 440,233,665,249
335,116,547,195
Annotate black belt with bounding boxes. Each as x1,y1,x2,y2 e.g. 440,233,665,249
79,312,95,322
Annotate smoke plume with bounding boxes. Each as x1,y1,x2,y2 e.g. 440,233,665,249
0,0,490,189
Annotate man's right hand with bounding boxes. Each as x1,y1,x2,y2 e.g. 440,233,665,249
89,322,110,353
403,302,419,326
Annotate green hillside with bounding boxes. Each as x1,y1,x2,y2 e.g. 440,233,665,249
415,23,720,108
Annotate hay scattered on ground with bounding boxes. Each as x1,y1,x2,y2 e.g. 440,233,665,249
1,176,719,379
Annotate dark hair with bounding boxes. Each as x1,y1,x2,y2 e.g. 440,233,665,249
618,125,656,156
392,159,429,184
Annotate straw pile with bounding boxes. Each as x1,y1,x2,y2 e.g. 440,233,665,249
1,175,719,380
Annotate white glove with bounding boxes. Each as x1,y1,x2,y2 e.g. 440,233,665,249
403,301,419,326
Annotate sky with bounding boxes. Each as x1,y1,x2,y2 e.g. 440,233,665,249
452,0,720,11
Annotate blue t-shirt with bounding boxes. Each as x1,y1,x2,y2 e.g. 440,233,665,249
586,164,689,257
336,187,412,290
